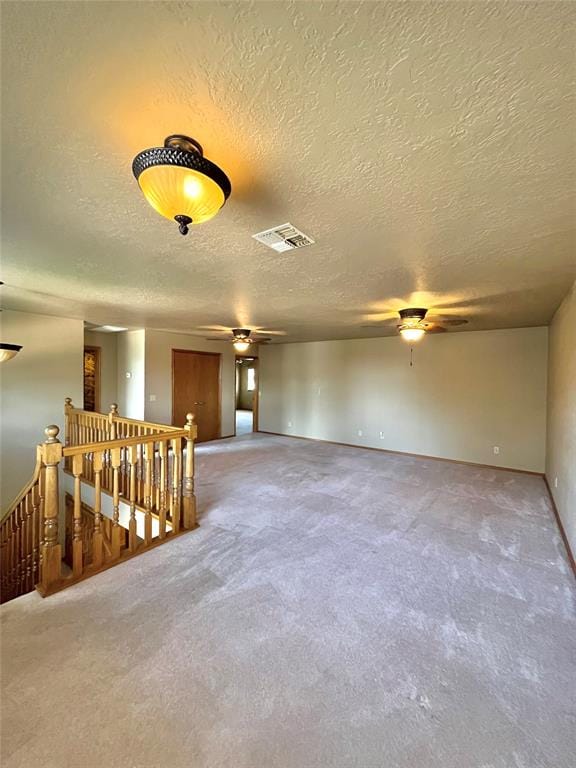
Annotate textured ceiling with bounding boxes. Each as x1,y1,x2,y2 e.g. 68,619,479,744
1,1,575,342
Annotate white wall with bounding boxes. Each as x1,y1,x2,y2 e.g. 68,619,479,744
116,330,145,419
144,330,235,434
259,327,548,473
546,282,576,555
84,330,118,411
0,310,83,507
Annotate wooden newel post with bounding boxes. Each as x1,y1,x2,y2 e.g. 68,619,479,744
109,403,118,440
182,413,197,529
40,425,63,594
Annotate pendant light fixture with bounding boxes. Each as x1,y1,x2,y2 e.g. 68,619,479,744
0,343,22,363
132,135,231,235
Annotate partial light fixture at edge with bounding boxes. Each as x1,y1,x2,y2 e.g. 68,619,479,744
0,343,22,362
233,340,251,353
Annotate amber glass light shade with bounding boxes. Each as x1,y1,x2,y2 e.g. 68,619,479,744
138,166,226,225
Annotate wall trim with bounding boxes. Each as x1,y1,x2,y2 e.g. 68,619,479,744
544,476,576,580
257,430,543,475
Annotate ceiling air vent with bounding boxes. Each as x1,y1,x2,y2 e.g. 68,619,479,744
252,223,314,253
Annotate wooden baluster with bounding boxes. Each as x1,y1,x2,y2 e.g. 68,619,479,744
111,446,122,559
14,510,21,597
64,397,73,469
143,442,153,546
71,454,84,578
5,519,12,600
39,425,63,594
3,522,11,598
31,483,41,587
137,438,144,505
183,413,197,529
0,524,7,599
92,451,104,568
128,445,138,552
170,437,182,534
38,459,45,574
24,494,33,593
158,441,167,540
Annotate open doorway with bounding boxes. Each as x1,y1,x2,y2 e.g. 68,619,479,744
83,346,101,412
235,356,258,435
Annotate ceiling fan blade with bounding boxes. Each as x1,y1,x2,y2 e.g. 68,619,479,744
252,337,272,343
360,318,398,327
205,336,230,341
423,324,447,334
426,315,468,326
252,329,286,336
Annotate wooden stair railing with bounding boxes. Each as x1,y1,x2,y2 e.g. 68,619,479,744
1,399,198,603
0,447,44,603
64,398,181,448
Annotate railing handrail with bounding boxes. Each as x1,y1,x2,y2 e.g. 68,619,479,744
62,428,188,456
65,401,181,437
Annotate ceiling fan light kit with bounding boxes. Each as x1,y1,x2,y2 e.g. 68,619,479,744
132,135,231,235
398,308,428,342
399,327,426,343
232,328,253,353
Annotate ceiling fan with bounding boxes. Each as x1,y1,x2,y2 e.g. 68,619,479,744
363,307,468,342
204,327,274,352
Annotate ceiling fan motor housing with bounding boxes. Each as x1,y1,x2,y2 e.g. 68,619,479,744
232,328,251,339
399,308,428,322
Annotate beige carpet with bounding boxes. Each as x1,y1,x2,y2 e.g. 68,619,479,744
1,434,575,768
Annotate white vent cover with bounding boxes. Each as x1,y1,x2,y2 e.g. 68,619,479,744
252,223,314,252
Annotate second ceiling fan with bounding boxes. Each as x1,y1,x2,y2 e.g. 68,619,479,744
204,327,273,352
364,307,468,342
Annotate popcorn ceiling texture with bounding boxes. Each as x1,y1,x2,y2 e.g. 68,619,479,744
1,1,575,340
1,434,575,767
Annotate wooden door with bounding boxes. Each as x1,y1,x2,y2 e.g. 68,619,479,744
172,350,221,442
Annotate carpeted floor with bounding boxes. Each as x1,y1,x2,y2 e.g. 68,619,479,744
1,434,575,768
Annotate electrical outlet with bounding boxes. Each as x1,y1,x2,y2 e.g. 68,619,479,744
149,394,156,402
125,371,131,379
357,429,363,437
554,477,558,488
287,420,293,428
493,446,500,455
379,431,385,439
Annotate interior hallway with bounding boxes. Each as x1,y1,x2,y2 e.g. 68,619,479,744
235,409,253,436
1,434,575,768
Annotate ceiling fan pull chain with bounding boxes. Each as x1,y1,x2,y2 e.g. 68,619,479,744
410,346,414,367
